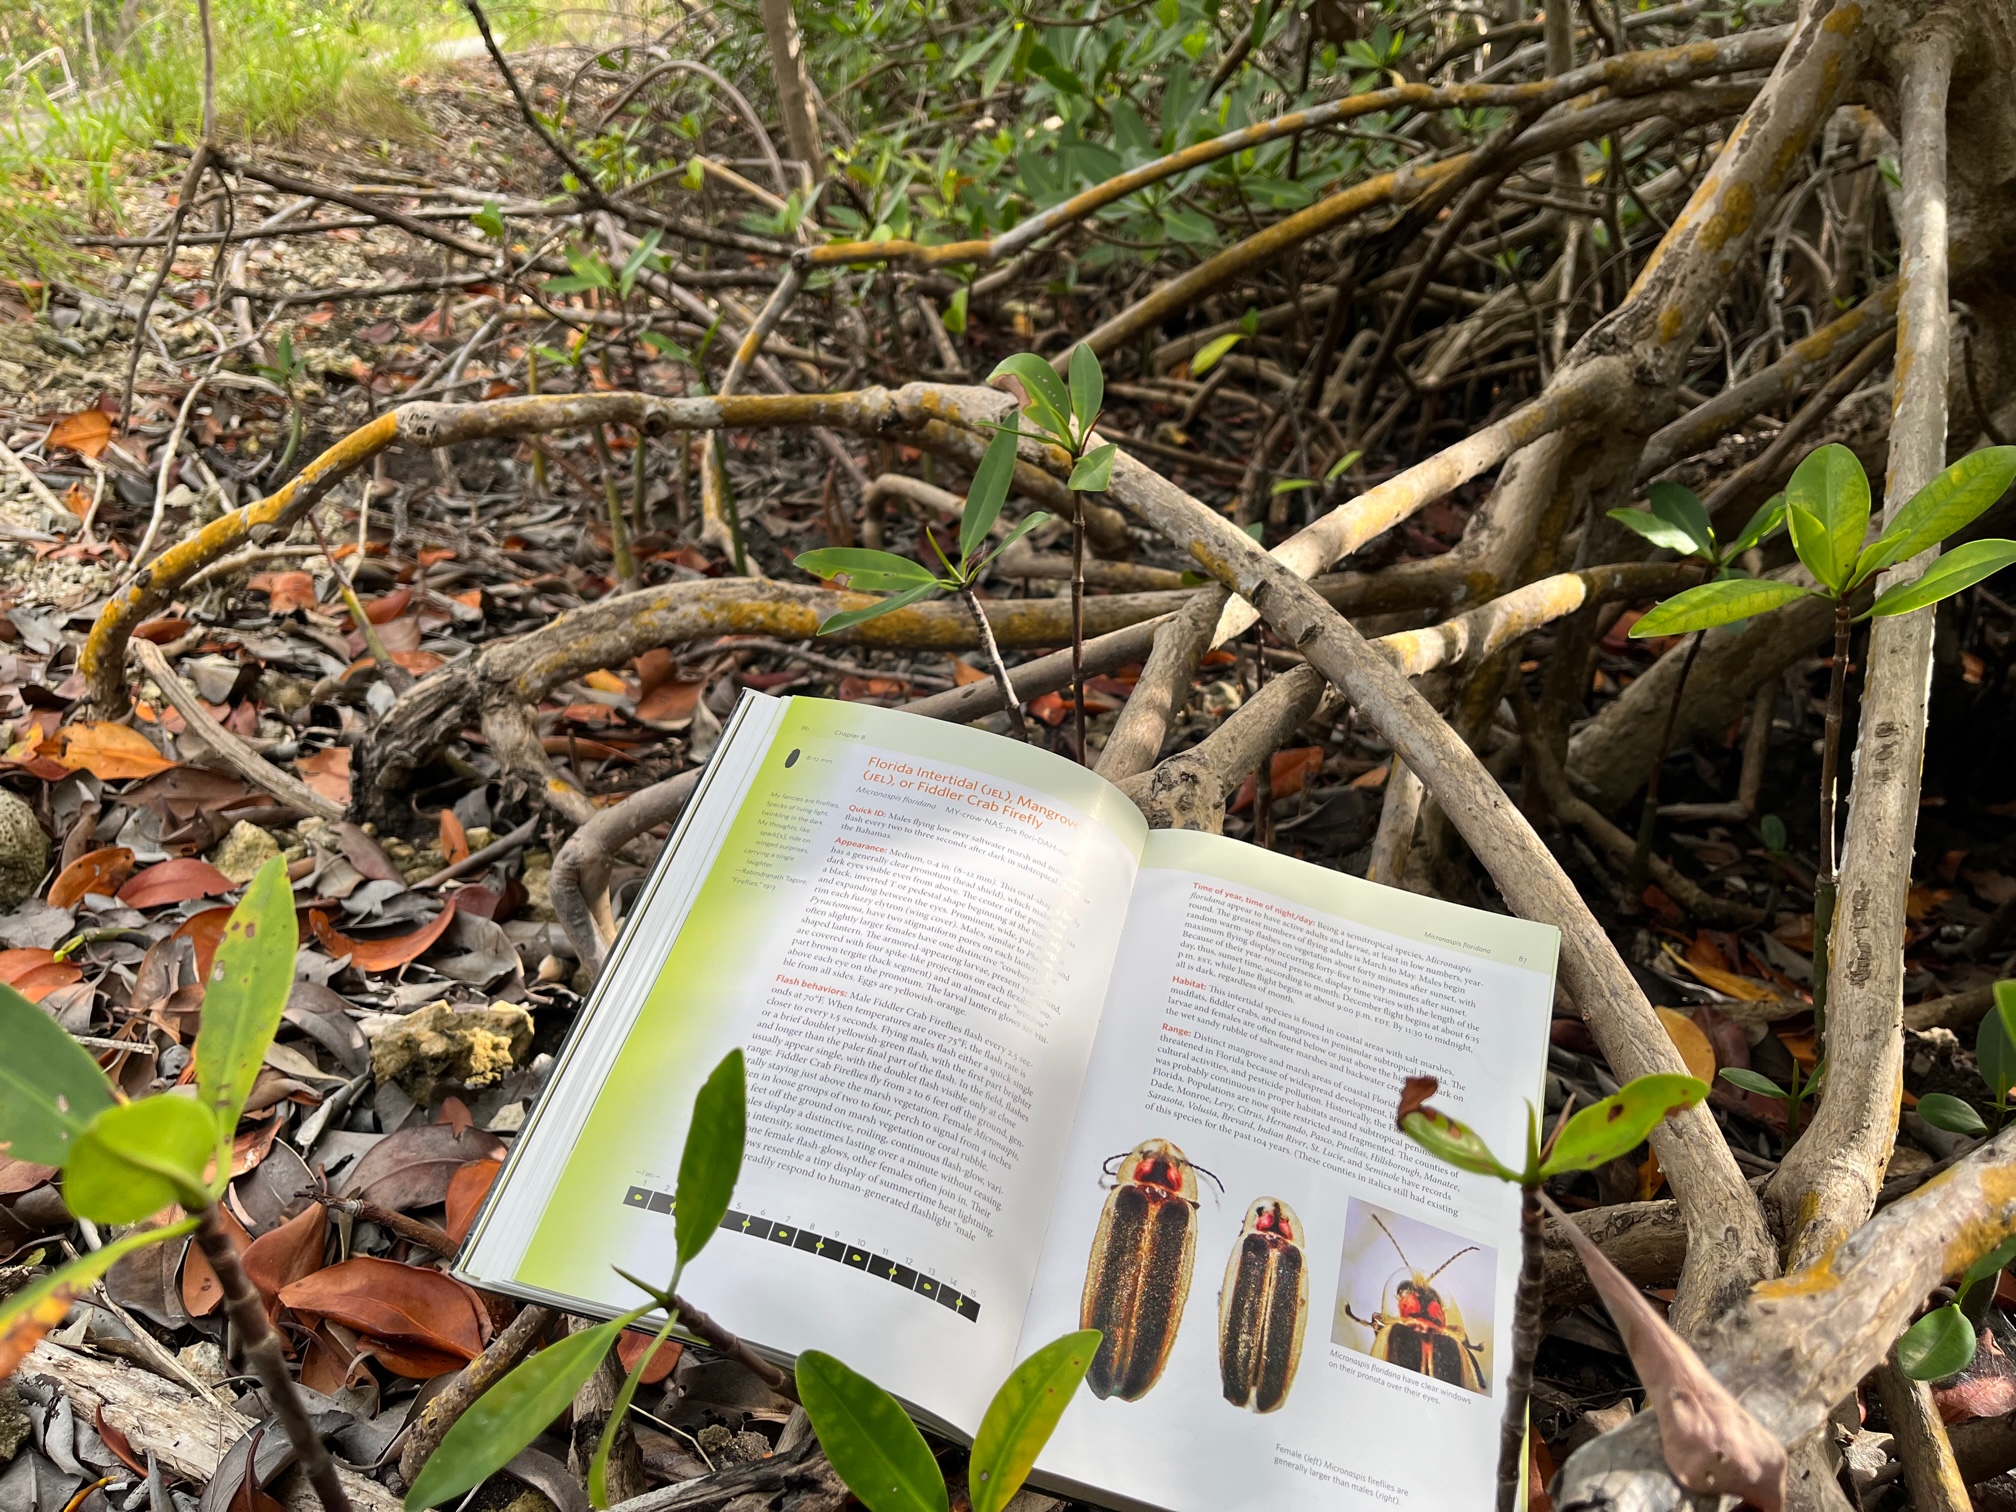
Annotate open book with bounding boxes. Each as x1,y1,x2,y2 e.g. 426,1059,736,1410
460,693,1560,1512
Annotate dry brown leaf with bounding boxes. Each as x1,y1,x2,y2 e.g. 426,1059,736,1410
636,679,702,723
117,857,237,908
0,948,85,1004
616,1330,683,1385
295,746,351,804
343,1122,505,1212
242,1202,329,1307
438,807,469,865
174,906,236,980
180,1205,251,1318
1540,1191,1785,1509
1656,1008,1718,1084
1662,943,1777,1003
309,899,455,972
50,846,137,908
248,571,317,614
444,1158,502,1244
278,1255,487,1365
47,723,175,780
48,408,112,459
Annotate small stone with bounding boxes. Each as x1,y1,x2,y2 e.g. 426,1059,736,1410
209,820,282,884
0,1384,30,1460
370,999,533,1104
463,826,495,852
519,851,557,921
0,790,49,911
177,1340,229,1388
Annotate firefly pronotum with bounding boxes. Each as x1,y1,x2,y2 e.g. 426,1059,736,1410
1217,1197,1308,1412
1080,1138,1221,1401
1342,1212,1488,1393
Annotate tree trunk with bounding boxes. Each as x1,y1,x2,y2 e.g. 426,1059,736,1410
760,0,822,183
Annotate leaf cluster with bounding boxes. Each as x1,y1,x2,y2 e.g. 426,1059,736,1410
1396,1073,1710,1187
1628,446,2016,640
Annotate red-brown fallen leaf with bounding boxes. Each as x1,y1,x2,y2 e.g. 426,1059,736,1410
0,949,63,987
438,807,469,865
354,1337,477,1380
334,822,402,882
219,1426,287,1512
417,547,457,567
358,587,412,624
174,906,235,979
181,1205,251,1318
444,1159,502,1245
94,1408,146,1474
310,900,456,972
48,408,112,459
117,857,237,908
838,675,908,703
60,482,92,520
50,846,137,908
0,1155,57,1196
300,1321,367,1395
242,1203,329,1308
1230,747,1325,813
633,648,676,693
7,963,84,1003
948,657,989,687
636,679,702,723
1540,1191,1785,1509
133,618,192,643
616,1330,683,1385
278,1256,487,1366
249,571,317,614
295,746,351,804
46,723,175,780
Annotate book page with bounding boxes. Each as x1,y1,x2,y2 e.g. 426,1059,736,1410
1019,830,1557,1512
463,695,1147,1428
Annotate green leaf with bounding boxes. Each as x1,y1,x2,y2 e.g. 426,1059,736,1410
1962,1232,2016,1292
1975,983,2016,1102
814,581,941,635
1627,579,1815,638
1068,442,1117,493
1784,443,1870,592
1190,332,1243,377
1897,1304,1977,1382
944,288,969,337
1647,481,1715,559
591,1315,681,1508
1608,507,1706,557
795,548,941,594
1398,1110,1521,1183
471,199,506,240
0,1217,197,1354
989,354,1072,445
796,1351,948,1512
618,228,665,297
675,1050,745,1269
974,512,1054,571
1065,345,1103,436
405,1310,647,1511
1856,446,2016,582
1915,1092,1988,1137
64,1095,218,1223
1540,1074,1710,1177
0,982,116,1165
196,857,296,1133
1726,494,1788,557
1324,449,1363,482
961,428,1020,563
1866,539,2016,619
1718,1067,1788,1099
1759,813,1788,852
1270,478,1315,496
968,1330,1100,1512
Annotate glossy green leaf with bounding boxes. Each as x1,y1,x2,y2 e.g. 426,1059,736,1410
1856,446,2016,581
1718,1067,1787,1099
0,982,115,1166
1759,813,1788,852
0,1216,197,1357
960,428,1020,563
1190,332,1244,377
1784,444,1869,591
1727,494,1789,557
1628,579,1814,638
1896,1304,1976,1382
1961,1232,2016,1292
405,1310,647,1511
989,354,1072,444
968,1330,1099,1512
1068,442,1118,493
591,1314,682,1508
814,581,941,636
797,1351,948,1512
471,200,505,240
795,548,940,594
676,1050,745,1268
1914,1092,1988,1137
1398,1110,1521,1183
1540,1075,1709,1177
63,1095,218,1223
1866,539,2016,619
1324,449,1363,482
1066,344,1103,435
1647,481,1715,559
1608,507,1702,556
974,512,1054,572
196,857,296,1132
1975,983,2016,1102
943,288,969,338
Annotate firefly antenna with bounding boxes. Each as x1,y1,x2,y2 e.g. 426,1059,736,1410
1185,1157,1226,1195
1426,1246,1481,1284
1370,1213,1417,1275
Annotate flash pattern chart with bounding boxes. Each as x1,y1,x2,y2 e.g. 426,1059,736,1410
620,1188,981,1321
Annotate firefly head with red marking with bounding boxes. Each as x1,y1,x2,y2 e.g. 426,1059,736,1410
1104,1138,1218,1207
